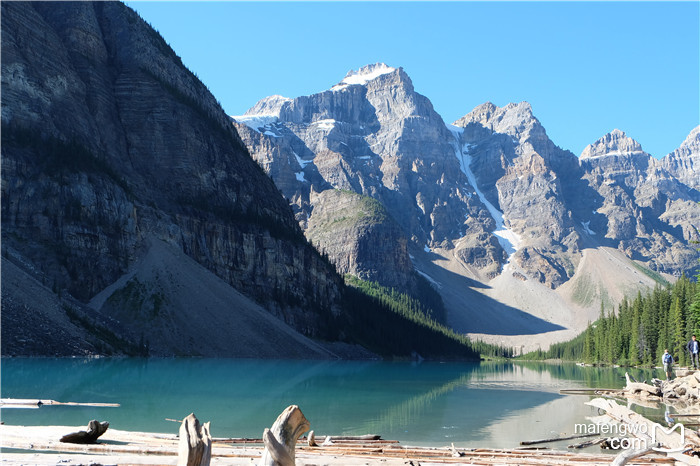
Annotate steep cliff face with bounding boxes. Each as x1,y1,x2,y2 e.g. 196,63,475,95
452,102,585,288
304,190,413,289
580,129,700,274
235,64,501,288
1,1,343,355
662,126,700,191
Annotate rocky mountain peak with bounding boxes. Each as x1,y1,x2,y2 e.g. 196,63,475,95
580,129,646,159
678,125,700,152
243,94,291,117
453,101,543,144
331,63,398,90
661,125,700,190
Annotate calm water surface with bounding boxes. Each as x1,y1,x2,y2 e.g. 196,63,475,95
0,359,667,450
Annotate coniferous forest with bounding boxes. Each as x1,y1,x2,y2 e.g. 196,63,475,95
522,274,700,365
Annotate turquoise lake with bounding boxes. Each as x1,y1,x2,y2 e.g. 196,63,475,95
0,359,666,450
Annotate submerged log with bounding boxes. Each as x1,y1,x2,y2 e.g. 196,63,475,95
2,398,120,408
520,432,597,446
260,405,310,466
60,420,109,444
567,437,607,449
177,413,211,466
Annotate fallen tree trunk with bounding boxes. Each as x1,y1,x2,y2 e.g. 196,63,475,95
60,420,109,444
177,413,211,466
260,405,310,466
624,373,661,397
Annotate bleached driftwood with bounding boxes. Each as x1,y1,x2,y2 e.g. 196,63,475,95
260,405,310,466
450,442,465,457
624,373,661,397
588,398,700,465
1,398,120,408
60,420,109,444
611,445,656,466
307,430,317,447
177,413,211,466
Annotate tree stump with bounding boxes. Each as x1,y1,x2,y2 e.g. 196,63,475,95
60,420,109,444
260,405,310,466
177,413,212,466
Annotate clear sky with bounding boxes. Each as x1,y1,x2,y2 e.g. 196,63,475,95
126,1,698,159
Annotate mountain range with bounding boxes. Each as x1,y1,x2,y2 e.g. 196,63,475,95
2,3,697,357
233,63,700,351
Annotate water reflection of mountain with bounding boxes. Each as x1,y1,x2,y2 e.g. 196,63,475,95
1,359,656,447
512,361,659,389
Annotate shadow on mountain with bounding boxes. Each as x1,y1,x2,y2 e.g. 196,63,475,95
413,254,566,336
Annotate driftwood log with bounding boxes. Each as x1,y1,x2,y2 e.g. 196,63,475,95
520,432,597,446
624,373,661,397
260,405,310,466
588,398,700,465
177,413,211,466
611,445,657,466
307,430,317,447
59,420,109,444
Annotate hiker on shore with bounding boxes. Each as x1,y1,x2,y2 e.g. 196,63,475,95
662,349,674,380
688,335,699,370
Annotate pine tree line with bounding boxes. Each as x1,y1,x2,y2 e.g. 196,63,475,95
343,276,513,359
522,275,700,365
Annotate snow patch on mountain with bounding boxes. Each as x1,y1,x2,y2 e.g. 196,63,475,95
581,221,596,235
311,119,337,130
447,125,521,259
332,63,396,90
232,114,278,133
415,268,441,289
293,152,313,168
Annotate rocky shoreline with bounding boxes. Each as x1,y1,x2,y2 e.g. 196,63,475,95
620,370,700,408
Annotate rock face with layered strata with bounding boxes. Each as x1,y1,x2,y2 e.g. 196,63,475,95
662,126,700,191
1,1,343,356
580,129,700,273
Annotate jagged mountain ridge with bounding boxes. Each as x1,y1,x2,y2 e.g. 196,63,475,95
235,64,504,290
234,63,700,348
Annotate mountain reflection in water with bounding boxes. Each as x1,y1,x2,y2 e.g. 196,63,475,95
1,359,661,449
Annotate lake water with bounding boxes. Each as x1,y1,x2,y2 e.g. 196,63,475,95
0,359,667,451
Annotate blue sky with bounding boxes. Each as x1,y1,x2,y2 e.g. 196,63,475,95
126,1,698,158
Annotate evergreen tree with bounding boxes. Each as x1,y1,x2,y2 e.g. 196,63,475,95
628,296,642,365
669,297,685,365
593,302,608,362
640,297,657,364
518,261,697,364
583,321,594,363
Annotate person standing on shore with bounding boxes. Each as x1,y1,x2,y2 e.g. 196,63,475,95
687,335,699,370
663,349,674,380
